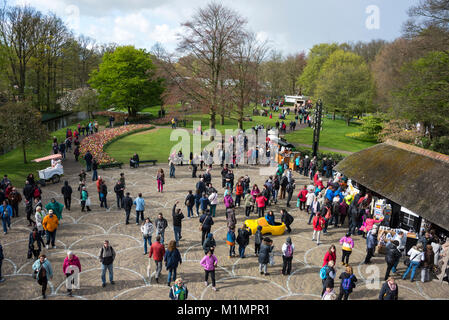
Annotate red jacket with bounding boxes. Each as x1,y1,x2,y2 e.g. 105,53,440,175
256,196,267,208
322,251,337,267
298,189,308,202
236,184,244,196
149,241,165,261
312,216,325,231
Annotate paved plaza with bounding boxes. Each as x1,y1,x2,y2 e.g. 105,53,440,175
1,162,449,300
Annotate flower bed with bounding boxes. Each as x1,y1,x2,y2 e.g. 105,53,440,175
79,124,154,164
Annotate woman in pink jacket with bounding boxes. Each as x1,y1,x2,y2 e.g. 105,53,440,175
200,250,218,291
63,251,82,297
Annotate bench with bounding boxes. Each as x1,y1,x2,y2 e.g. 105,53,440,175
131,160,157,168
99,162,123,170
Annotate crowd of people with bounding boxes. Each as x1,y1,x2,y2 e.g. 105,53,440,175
1,110,448,301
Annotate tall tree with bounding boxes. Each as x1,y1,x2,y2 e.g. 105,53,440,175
0,101,49,163
0,5,42,100
315,50,374,125
296,43,340,97
283,52,306,94
176,2,247,129
89,45,163,116
262,50,285,99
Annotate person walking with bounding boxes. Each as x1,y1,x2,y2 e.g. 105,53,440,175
99,181,108,210
185,190,195,218
282,237,294,276
364,225,378,264
157,169,165,193
254,225,263,256
255,194,267,218
123,192,133,224
42,210,59,249
244,191,254,217
226,207,236,231
0,200,12,235
194,189,201,217
99,240,116,287
149,235,165,283
312,212,325,245
172,201,184,246
35,206,46,237
61,181,72,211
80,187,91,212
339,233,354,266
421,244,435,283
84,151,93,172
28,227,45,260
285,179,295,208
169,157,176,178
258,237,274,276
199,193,210,214
200,250,218,291
8,188,22,218
237,224,251,258
92,159,98,181
337,265,357,300
208,190,218,217
320,260,336,296
63,251,82,297
155,213,168,244
323,245,337,267
199,210,214,245
226,226,236,258
202,233,216,255
235,181,244,207
169,278,188,300
164,240,182,287
45,198,64,222
379,277,398,300
298,185,308,211
32,254,53,299
141,218,154,255
402,244,424,282
114,181,125,210
384,240,402,281
280,209,294,233
133,193,145,225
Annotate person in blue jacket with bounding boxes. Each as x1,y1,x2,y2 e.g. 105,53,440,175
265,210,275,225
0,200,13,235
133,193,145,225
199,193,210,214
164,240,182,287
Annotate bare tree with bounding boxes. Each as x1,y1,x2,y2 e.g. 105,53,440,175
227,32,269,128
283,52,306,95
176,2,247,129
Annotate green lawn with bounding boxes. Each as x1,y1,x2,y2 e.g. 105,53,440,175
284,118,376,153
0,117,108,187
105,128,219,164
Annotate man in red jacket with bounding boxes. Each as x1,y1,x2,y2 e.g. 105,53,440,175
149,235,165,283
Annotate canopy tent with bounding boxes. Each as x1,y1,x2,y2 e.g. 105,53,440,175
334,139,449,232
32,154,62,163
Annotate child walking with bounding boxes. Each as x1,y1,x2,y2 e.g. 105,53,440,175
226,226,236,258
200,250,218,291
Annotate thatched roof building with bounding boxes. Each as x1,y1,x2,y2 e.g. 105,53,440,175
334,140,449,232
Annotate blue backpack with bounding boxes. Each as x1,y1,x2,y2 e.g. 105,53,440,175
319,266,328,280
342,274,354,291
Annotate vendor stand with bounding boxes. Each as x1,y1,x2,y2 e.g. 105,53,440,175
33,154,64,186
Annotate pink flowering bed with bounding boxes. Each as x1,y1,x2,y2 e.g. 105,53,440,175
80,124,153,164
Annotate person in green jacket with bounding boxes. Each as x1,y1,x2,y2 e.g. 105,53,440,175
45,198,64,221
81,187,91,212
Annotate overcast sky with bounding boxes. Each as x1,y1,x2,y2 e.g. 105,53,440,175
10,0,420,55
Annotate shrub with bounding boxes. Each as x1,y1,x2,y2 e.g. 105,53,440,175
345,131,378,143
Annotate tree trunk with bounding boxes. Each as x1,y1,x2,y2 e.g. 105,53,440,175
346,118,351,126
22,141,27,164
332,112,336,121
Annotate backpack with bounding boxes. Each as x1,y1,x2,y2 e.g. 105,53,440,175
342,274,355,291
33,186,41,198
319,266,328,280
285,244,293,258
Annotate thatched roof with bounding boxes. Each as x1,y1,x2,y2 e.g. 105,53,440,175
334,140,449,231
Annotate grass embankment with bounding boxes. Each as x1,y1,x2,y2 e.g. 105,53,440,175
0,117,108,186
